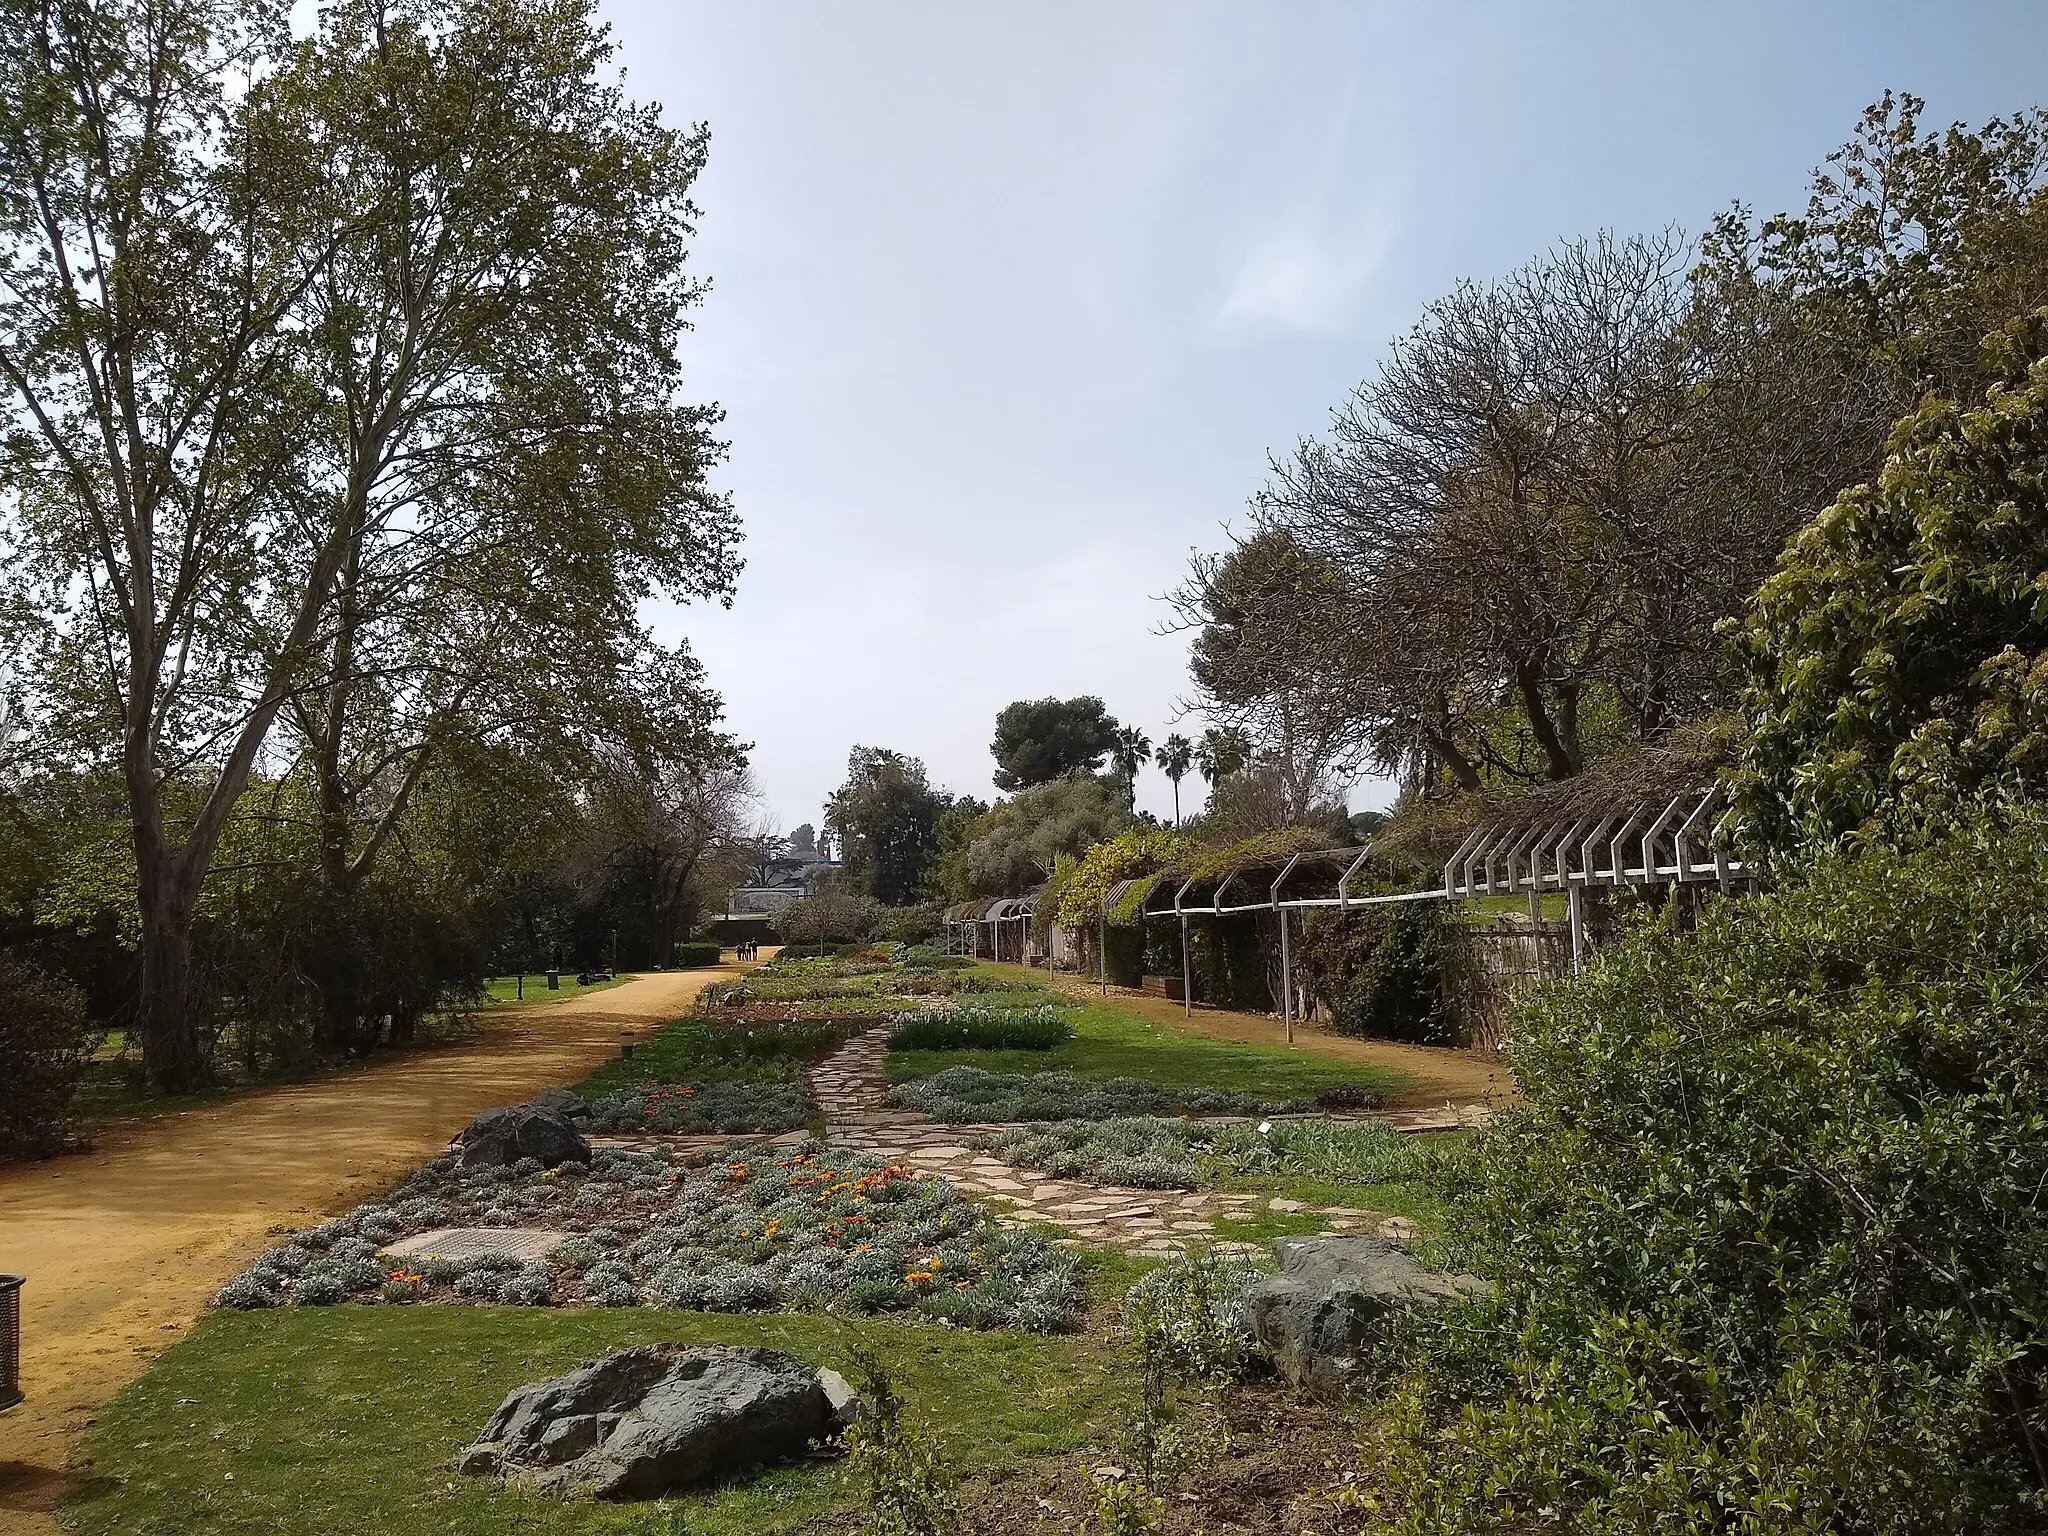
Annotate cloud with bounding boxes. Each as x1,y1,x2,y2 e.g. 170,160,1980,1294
1212,221,1392,337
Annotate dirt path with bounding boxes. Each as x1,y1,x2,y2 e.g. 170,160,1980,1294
0,964,746,1530
1014,964,1517,1108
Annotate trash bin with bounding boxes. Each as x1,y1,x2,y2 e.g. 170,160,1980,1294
0,1273,22,1411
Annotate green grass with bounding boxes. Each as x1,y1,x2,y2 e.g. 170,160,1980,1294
886,997,1413,1102
1215,1172,1448,1228
1209,1208,1336,1246
65,1305,1126,1536
483,972,637,1005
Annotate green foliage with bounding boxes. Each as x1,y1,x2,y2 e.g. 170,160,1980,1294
771,890,882,946
1738,314,2048,851
0,953,99,1158
1379,808,2048,1534
583,1079,814,1134
842,1345,961,1536
674,941,723,967
887,1005,1074,1053
897,948,970,972
1101,1253,1255,1528
1299,901,1454,1045
873,905,942,946
958,776,1131,901
1046,827,1198,931
990,697,1120,792
573,1017,860,1099
827,749,950,905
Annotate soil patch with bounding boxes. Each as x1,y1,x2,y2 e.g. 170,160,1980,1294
0,963,753,1532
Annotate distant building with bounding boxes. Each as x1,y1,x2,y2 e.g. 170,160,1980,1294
725,832,840,917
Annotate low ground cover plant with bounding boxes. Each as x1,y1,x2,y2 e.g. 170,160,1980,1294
575,1017,861,1101
898,947,972,971
888,1003,1074,1052
585,1079,815,1133
971,1113,1434,1191
215,1143,1081,1331
891,1066,1296,1126
710,967,1045,1008
1370,809,2048,1535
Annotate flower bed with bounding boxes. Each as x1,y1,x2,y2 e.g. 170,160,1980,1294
889,1065,1300,1125
971,1114,1439,1192
214,1143,1081,1331
887,1003,1074,1052
586,1079,816,1133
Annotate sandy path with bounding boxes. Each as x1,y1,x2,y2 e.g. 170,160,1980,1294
1017,964,1517,1107
0,965,744,1530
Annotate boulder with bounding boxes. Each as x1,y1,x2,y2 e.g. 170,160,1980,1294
1244,1235,1488,1396
458,1104,591,1169
527,1087,592,1122
459,1344,853,1498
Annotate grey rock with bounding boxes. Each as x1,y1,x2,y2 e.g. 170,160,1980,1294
1245,1235,1488,1396
816,1367,861,1426
459,1104,591,1169
460,1343,843,1498
527,1087,592,1122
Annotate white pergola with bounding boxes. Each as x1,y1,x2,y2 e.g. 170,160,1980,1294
1439,783,1753,969
940,893,1040,961
1092,783,1753,1023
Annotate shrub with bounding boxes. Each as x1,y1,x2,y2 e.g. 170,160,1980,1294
842,1345,960,1536
772,890,881,946
874,904,943,946
1299,902,1453,1045
887,1004,1073,1052
1378,808,2048,1534
896,947,970,971
0,954,100,1159
574,1017,861,1100
1737,313,2048,852
674,940,723,968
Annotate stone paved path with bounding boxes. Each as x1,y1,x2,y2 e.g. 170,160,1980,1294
591,1026,1494,1258
798,1028,1449,1258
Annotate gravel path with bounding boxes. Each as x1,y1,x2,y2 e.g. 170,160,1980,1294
0,964,751,1531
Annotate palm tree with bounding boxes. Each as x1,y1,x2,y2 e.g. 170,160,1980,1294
1110,725,1152,809
1155,734,1193,825
1194,726,1250,785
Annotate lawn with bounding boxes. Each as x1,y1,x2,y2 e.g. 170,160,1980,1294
886,994,1415,1102
483,972,638,1005
65,1302,1129,1536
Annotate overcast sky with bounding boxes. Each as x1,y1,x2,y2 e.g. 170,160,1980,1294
605,0,2048,834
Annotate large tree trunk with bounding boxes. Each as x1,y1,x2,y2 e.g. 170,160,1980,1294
135,870,205,1094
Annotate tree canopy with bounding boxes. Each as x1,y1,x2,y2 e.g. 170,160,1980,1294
0,0,738,1088
990,696,1119,792
1736,312,2048,852
824,747,948,906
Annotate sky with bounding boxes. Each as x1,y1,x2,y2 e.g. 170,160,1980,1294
603,0,2048,835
